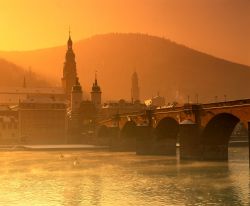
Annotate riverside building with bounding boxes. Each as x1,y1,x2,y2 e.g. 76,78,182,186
18,95,67,144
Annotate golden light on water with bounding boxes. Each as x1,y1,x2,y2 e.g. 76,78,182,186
0,149,248,205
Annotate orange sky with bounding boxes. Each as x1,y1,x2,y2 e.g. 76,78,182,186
0,0,249,65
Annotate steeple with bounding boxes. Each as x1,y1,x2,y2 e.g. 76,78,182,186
92,71,101,92
91,71,102,108
67,28,72,50
95,71,97,84
61,30,77,99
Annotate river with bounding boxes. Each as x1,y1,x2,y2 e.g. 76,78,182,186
0,147,248,206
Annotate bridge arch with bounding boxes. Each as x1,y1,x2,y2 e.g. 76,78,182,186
152,117,179,155
120,121,137,138
201,113,241,160
201,113,240,145
155,117,179,140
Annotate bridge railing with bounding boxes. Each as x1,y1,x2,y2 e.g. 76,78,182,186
202,98,250,109
98,98,250,126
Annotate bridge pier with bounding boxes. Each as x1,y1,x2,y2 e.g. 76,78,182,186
109,127,136,152
108,127,120,151
136,126,154,155
179,122,229,161
136,126,177,155
179,123,201,160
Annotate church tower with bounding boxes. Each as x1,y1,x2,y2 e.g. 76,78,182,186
71,77,83,113
91,73,102,108
62,31,77,99
131,71,140,103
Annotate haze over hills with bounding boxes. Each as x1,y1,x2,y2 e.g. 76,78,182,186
0,33,249,103
0,58,50,88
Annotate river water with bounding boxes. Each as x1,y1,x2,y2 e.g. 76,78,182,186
0,147,248,206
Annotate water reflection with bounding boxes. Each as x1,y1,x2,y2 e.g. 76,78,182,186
0,148,248,206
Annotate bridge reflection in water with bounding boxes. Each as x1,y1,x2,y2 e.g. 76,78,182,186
99,100,250,161
0,148,248,205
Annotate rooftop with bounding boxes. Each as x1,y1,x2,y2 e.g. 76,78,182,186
0,87,64,95
20,96,66,104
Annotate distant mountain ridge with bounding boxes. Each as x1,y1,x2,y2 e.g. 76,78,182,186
0,58,50,88
0,33,249,103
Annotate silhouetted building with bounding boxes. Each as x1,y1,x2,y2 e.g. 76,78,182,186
131,71,140,103
19,96,67,144
0,87,65,105
68,75,101,143
91,73,102,108
79,100,97,134
61,31,77,99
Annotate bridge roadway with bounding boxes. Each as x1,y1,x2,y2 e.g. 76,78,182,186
98,99,250,161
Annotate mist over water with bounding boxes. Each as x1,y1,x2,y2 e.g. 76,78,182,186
0,147,248,206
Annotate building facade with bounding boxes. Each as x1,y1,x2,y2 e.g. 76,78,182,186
19,96,67,144
0,87,65,105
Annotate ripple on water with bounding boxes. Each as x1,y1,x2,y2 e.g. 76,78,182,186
0,148,248,206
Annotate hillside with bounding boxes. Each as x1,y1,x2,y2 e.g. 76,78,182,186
0,58,50,88
0,33,250,103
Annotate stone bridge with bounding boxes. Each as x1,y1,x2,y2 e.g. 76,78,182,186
98,99,250,161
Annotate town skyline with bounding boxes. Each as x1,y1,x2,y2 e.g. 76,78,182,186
0,2,248,205
0,32,250,103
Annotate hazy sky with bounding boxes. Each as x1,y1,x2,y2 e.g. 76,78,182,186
0,0,249,65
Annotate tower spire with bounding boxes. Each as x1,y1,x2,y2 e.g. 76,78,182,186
91,71,102,108
62,30,77,99
95,70,97,84
67,27,72,49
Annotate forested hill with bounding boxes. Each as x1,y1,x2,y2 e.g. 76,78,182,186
0,33,250,103
0,58,50,88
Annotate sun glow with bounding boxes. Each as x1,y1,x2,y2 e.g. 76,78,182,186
0,0,248,66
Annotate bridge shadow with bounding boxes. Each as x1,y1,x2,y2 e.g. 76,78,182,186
97,125,119,146
120,121,137,139
105,121,137,152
